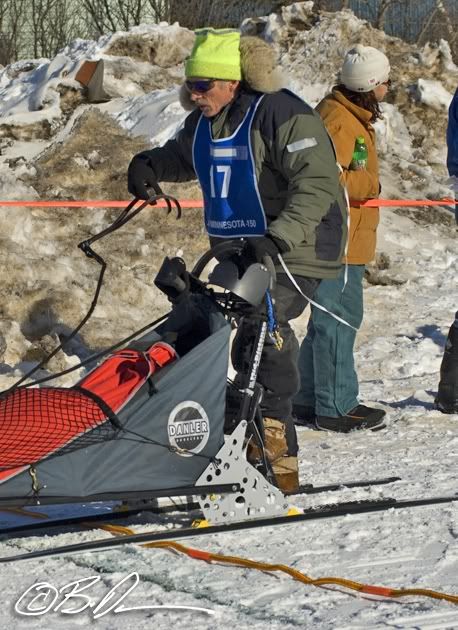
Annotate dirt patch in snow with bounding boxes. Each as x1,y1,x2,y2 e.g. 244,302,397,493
105,31,194,67
30,109,149,200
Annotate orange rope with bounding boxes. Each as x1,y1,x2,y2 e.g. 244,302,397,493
0,199,202,208
95,523,458,605
0,198,455,208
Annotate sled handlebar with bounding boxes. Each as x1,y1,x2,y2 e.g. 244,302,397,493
191,240,245,277
190,239,276,308
191,239,275,284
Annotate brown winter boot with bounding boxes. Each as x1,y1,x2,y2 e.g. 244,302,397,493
272,455,299,495
247,418,299,494
247,417,288,463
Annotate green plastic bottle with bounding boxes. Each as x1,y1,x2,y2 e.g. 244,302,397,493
351,135,368,170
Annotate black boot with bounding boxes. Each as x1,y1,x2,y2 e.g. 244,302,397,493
292,404,316,426
316,405,386,433
436,312,458,414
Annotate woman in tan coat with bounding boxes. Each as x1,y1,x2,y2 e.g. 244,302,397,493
294,44,390,432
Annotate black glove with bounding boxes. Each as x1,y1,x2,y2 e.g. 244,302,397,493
245,235,289,263
127,154,158,200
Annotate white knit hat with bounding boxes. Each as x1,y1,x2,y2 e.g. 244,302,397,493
340,44,390,92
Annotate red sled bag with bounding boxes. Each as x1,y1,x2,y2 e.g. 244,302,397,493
0,342,177,481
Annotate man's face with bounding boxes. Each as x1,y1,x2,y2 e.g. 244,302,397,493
186,78,240,117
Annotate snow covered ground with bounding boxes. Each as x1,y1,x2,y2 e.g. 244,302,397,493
0,2,457,628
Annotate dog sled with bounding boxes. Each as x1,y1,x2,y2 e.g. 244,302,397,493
2,194,456,551
0,194,293,524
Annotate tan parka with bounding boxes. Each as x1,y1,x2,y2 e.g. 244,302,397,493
316,89,380,264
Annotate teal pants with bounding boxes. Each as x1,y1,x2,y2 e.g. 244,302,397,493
294,265,365,417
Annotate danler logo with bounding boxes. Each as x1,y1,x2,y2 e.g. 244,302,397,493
167,401,210,457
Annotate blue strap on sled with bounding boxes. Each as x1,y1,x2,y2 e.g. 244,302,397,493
265,291,283,351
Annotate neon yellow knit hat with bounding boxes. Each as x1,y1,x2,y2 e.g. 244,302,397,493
185,29,242,80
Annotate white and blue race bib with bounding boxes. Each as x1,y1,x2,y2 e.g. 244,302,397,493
192,96,267,238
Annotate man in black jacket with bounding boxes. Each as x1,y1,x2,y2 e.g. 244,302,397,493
128,28,348,493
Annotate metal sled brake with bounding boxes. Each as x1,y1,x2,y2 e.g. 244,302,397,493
0,239,293,525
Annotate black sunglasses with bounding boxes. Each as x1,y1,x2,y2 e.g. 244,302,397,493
382,78,392,87
185,79,216,93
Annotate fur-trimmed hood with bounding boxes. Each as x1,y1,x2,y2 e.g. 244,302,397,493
179,36,285,111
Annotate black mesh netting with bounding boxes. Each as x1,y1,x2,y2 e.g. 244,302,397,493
0,387,119,470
